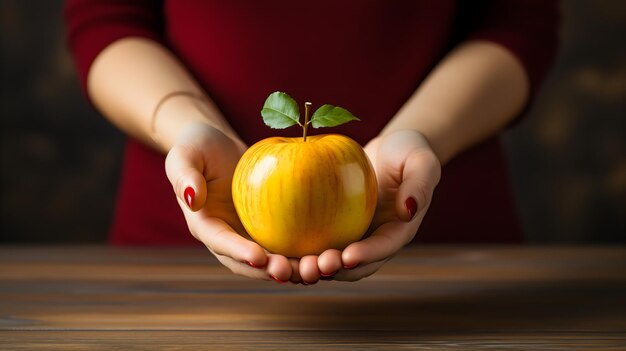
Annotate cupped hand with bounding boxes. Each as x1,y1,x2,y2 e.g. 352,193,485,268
296,130,441,283
165,122,295,282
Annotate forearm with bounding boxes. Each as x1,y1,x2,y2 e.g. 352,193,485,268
87,37,241,153
380,40,529,165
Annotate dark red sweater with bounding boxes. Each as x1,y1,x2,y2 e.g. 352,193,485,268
65,0,559,245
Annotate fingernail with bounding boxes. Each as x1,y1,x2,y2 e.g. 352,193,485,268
320,270,337,278
405,196,418,221
184,187,195,208
245,260,264,269
302,280,317,286
270,274,286,284
343,263,358,270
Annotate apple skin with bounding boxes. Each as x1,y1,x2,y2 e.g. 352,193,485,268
232,134,377,258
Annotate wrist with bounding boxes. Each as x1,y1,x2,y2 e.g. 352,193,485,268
152,93,242,152
377,129,441,164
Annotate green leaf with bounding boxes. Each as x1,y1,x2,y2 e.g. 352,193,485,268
261,92,300,129
310,104,360,128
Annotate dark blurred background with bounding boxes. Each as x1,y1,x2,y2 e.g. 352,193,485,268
1,1,624,243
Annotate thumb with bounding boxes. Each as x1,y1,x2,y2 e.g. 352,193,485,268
376,131,441,222
165,144,208,212
395,149,440,222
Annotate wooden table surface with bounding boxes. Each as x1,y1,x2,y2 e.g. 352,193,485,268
1,245,625,350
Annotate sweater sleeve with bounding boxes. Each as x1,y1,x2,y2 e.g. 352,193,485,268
64,0,164,94
456,0,560,102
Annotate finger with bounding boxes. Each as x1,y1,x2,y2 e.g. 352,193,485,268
299,255,321,285
186,211,268,268
213,253,272,280
288,258,302,283
342,220,416,267
266,254,292,284
165,144,207,211
395,149,440,222
317,249,342,277
333,258,389,282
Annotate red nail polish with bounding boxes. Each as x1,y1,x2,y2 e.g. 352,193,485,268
270,275,286,284
245,260,264,269
184,187,195,208
405,197,418,220
320,271,337,278
343,263,358,270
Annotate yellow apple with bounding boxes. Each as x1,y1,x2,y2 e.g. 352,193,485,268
232,134,377,258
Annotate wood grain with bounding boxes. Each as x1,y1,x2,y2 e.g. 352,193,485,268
1,246,625,350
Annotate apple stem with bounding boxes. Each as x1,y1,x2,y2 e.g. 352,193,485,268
303,102,312,142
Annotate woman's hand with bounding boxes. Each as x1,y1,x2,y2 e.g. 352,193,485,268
296,130,441,283
165,122,294,281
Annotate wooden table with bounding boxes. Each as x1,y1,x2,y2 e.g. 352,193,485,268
1,246,625,350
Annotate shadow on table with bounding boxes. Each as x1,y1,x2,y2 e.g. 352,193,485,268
276,280,626,333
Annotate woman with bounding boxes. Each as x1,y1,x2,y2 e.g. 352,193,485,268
65,1,559,284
